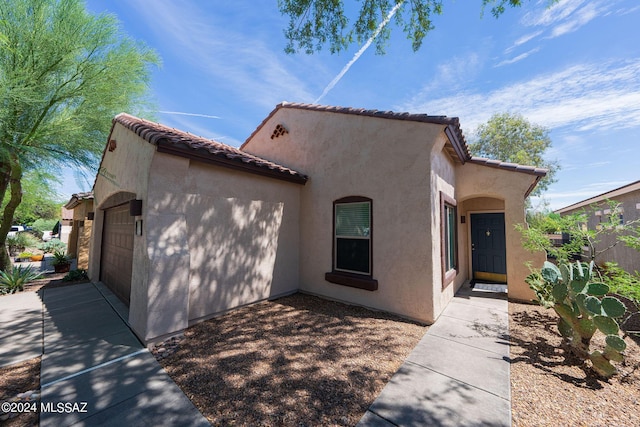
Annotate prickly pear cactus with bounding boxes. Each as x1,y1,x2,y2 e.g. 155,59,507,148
526,260,627,378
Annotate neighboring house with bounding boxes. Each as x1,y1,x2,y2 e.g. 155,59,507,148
60,206,74,247
555,180,640,273
63,192,94,270
89,103,546,344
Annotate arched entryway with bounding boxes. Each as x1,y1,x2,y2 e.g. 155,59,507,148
458,196,507,289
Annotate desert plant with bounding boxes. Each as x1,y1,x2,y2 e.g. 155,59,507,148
63,269,89,282
6,232,38,255
18,251,34,260
526,260,627,378
601,262,640,303
0,265,43,294
519,200,640,263
38,239,66,254
52,250,70,266
6,235,23,255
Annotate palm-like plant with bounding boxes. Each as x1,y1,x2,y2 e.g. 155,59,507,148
0,265,42,294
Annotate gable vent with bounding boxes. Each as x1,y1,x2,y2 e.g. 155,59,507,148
270,124,289,140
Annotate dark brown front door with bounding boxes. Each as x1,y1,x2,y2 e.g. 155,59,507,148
100,203,134,306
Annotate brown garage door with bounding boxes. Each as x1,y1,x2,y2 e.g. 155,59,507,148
101,203,134,306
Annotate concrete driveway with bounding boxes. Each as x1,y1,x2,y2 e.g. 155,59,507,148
0,282,210,426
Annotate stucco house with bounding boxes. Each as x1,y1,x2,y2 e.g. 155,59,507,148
63,192,94,270
555,179,640,273
89,102,546,344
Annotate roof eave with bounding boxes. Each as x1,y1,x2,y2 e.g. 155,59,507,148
444,125,470,164
156,140,308,185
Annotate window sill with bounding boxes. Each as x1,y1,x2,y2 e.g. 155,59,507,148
442,268,457,289
325,271,378,291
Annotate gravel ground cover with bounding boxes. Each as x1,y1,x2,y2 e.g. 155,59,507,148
2,283,639,427
0,357,40,427
509,300,640,427
157,293,428,426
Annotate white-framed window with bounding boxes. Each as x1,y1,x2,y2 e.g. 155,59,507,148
334,197,372,275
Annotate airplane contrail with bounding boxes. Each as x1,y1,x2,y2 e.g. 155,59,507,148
157,111,221,119
314,1,403,104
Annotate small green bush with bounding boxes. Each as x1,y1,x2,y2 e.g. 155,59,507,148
31,218,58,234
63,269,89,282
0,265,43,294
6,232,38,254
52,250,70,266
38,239,66,254
601,262,640,303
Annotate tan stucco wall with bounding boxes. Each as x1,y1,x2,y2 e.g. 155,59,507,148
456,162,545,301
92,123,302,343
429,142,458,318
70,200,93,270
142,154,301,341
90,123,156,341
244,108,452,323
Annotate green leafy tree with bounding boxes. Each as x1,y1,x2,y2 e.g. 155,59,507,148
0,0,159,271
278,0,558,54
2,170,62,224
518,201,640,263
469,112,559,197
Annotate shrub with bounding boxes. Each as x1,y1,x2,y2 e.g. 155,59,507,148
63,269,89,282
38,239,66,254
527,260,627,378
0,265,43,294
31,218,58,234
6,232,38,254
600,262,640,304
52,250,70,266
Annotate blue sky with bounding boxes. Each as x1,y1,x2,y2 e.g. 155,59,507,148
64,0,640,211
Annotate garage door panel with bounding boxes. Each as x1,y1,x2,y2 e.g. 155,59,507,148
101,204,134,306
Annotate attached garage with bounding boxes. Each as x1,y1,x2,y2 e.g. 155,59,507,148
89,114,306,344
100,203,135,306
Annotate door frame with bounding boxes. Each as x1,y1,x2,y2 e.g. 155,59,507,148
467,210,507,284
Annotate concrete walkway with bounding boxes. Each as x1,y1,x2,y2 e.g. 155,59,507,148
358,282,511,427
0,282,209,426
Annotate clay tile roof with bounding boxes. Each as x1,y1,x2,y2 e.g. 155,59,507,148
469,157,548,177
242,102,471,163
64,192,94,209
113,113,307,185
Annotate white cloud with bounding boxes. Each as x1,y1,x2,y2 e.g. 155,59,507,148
495,48,540,67
398,59,640,134
504,30,544,53
402,52,483,104
550,1,600,37
127,0,317,108
545,180,631,210
522,0,588,27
